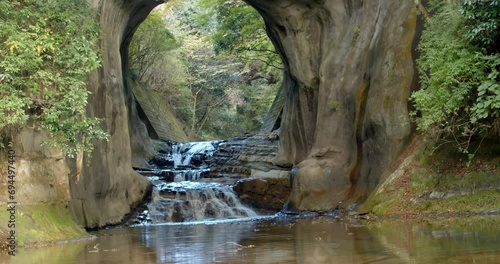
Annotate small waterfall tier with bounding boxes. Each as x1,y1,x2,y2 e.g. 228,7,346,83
131,141,258,225
146,181,257,223
141,141,221,182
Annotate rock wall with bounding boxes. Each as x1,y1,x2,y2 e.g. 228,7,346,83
66,0,420,225
209,134,290,211
0,127,70,206
130,78,189,143
66,0,163,228
246,0,420,210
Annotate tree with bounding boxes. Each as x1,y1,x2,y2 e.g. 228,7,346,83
182,37,243,139
0,0,107,156
129,13,179,83
129,2,282,140
194,0,284,135
411,0,500,158
198,0,283,80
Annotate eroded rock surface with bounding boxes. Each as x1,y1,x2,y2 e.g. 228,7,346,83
67,0,421,226
246,0,420,210
0,127,70,206
234,178,290,212
66,0,162,228
210,134,291,211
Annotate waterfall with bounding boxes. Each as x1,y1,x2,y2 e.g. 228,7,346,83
133,141,257,225
148,182,257,223
171,141,216,168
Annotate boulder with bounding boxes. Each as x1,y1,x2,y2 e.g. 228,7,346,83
234,178,290,212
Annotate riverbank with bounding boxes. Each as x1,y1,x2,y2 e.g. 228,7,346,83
0,205,93,252
2,135,499,251
361,136,500,216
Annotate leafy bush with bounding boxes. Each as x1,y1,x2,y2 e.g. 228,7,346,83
411,0,500,158
0,0,107,156
461,0,500,53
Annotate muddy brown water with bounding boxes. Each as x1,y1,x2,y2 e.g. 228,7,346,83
2,215,500,264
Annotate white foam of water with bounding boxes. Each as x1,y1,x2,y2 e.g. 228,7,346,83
147,184,257,224
171,141,216,168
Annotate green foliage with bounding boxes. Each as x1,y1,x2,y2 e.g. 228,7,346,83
130,3,281,140
471,67,500,123
193,0,283,137
0,0,107,156
460,0,500,53
197,0,283,77
129,11,194,128
411,0,500,158
129,13,179,82
182,43,243,139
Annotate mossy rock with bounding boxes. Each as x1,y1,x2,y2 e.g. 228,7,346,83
0,205,91,249
362,137,500,215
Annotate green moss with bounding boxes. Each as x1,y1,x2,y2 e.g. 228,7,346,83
434,172,499,192
362,137,500,216
328,100,340,112
409,168,436,193
151,139,170,152
364,189,405,215
416,189,500,213
0,205,91,249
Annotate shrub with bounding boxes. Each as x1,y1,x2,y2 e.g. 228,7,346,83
0,0,108,156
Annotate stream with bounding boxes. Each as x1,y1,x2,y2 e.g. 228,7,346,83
2,215,500,263
131,141,258,224
2,141,500,263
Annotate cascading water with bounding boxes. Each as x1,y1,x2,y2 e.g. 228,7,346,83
172,141,215,168
148,182,257,223
134,141,257,225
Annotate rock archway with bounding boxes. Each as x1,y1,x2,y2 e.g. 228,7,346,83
72,0,419,227
68,0,161,228
245,0,419,210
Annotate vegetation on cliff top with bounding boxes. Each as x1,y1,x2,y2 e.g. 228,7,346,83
368,1,500,214
0,0,107,156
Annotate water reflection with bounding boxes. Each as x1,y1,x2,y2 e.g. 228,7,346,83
2,216,500,263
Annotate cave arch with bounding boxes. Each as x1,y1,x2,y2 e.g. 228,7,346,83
71,0,420,228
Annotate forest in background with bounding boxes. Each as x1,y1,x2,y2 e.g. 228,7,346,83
129,0,500,157
128,0,283,141
0,0,498,159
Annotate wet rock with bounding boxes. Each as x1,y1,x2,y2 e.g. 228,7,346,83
189,153,207,167
150,154,175,167
209,134,288,180
233,178,290,212
429,190,471,200
143,182,257,223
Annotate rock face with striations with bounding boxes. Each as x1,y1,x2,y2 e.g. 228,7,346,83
69,0,420,226
210,134,291,211
245,0,420,210
66,0,162,228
